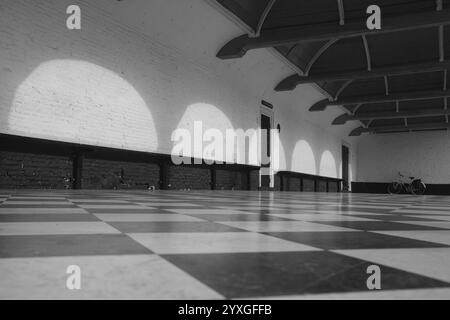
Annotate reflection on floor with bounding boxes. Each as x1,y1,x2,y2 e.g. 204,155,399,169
1,190,450,300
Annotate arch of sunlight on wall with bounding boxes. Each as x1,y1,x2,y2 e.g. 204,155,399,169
272,130,287,172
173,103,259,164
7,59,158,152
291,140,317,175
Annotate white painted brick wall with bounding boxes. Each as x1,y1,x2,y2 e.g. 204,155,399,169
357,131,450,184
0,0,358,180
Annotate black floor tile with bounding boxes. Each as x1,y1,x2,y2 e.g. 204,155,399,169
0,204,77,208
347,214,443,222
108,221,246,233
84,208,174,214
264,231,449,250
163,251,450,298
0,214,100,222
312,221,449,231
185,214,293,222
0,234,152,258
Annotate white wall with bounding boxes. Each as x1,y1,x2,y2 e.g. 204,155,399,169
0,0,358,180
357,131,450,184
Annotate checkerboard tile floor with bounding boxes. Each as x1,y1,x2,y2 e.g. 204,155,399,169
1,190,450,300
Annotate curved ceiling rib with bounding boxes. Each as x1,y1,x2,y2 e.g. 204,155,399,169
384,76,389,96
361,35,372,71
444,69,448,90
337,0,345,25
352,104,363,115
254,0,277,37
305,39,339,75
335,80,353,100
214,0,450,136
285,43,300,59
437,0,445,61
274,39,339,91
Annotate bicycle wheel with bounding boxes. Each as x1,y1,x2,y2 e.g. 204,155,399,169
411,181,426,195
388,182,402,194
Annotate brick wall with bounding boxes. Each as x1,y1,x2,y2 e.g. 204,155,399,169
215,169,247,190
82,158,160,190
0,0,356,186
0,0,260,162
317,180,327,193
288,177,301,192
0,151,72,189
357,131,450,184
274,175,281,191
168,165,211,190
328,181,339,193
249,170,260,191
303,178,315,192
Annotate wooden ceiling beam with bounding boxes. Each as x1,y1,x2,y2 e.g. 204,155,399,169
217,9,450,59
275,60,450,91
310,89,450,112
350,122,450,136
333,108,450,125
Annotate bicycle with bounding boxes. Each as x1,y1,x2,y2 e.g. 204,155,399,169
387,172,426,195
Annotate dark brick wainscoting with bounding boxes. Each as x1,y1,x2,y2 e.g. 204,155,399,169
0,151,73,189
352,182,450,196
1,134,348,193
0,134,258,190
277,171,343,193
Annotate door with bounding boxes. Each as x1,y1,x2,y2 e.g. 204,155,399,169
260,113,272,190
342,145,350,191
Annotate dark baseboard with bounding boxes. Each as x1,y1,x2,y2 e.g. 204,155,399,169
276,171,343,193
1,134,349,193
0,133,259,190
352,182,450,196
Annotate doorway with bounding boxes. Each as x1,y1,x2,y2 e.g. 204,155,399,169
342,145,350,191
260,107,273,190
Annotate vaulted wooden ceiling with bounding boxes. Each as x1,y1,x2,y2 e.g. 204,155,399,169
214,0,450,136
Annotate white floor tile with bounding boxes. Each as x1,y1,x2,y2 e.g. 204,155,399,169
373,230,450,246
167,209,258,215
334,248,450,283
217,221,358,232
0,222,120,235
0,208,89,214
94,213,205,222
267,213,377,222
244,288,450,300
0,255,223,300
128,232,320,254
